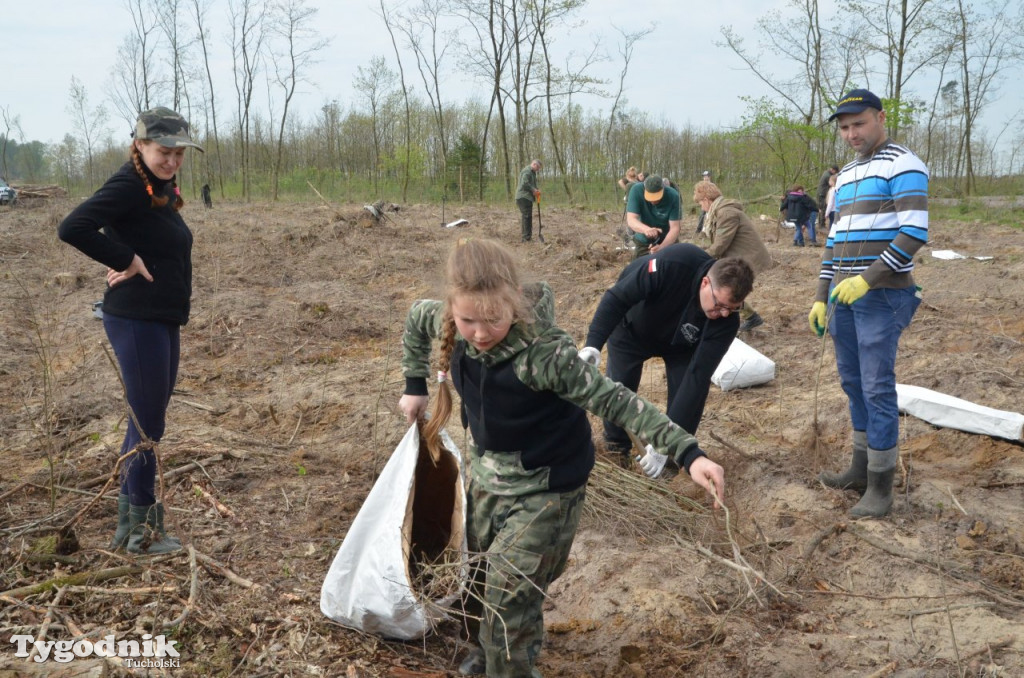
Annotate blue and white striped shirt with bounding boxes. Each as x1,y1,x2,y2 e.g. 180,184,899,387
816,140,929,300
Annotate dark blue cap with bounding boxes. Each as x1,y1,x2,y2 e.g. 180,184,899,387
828,89,883,121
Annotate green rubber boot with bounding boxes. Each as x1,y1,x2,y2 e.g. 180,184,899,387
818,430,868,493
126,503,183,555
850,445,899,519
109,494,131,550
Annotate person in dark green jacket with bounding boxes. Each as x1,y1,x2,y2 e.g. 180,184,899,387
514,159,542,241
400,238,724,677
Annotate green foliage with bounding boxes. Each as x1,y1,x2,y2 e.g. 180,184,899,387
446,134,488,200
881,96,920,132
732,97,831,191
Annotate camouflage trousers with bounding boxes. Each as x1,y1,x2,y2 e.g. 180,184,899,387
464,479,586,677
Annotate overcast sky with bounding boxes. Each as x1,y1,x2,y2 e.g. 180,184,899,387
5,0,1023,166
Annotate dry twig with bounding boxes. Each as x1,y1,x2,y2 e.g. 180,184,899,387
27,587,66,661
2,565,143,599
163,545,200,628
194,550,258,589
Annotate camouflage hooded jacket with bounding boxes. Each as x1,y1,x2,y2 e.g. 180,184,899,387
402,282,703,495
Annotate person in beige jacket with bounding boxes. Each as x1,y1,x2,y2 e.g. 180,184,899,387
693,181,773,332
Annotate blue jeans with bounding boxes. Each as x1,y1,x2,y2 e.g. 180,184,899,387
829,285,920,450
103,313,180,505
806,211,818,243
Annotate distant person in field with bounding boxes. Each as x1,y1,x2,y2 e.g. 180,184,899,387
202,183,212,208
514,159,542,242
816,164,839,234
825,173,838,228
617,166,639,193
625,174,681,259
693,180,772,333
811,88,928,519
58,107,204,554
695,170,712,236
780,184,818,247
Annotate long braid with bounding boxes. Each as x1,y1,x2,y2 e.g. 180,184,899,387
422,312,457,463
171,181,184,211
130,144,183,211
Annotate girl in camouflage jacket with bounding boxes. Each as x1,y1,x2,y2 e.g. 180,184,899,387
399,238,724,677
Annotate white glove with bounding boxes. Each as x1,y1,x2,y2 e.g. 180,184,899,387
578,346,601,368
636,444,668,479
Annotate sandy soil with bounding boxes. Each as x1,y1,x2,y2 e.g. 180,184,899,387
1,195,1022,677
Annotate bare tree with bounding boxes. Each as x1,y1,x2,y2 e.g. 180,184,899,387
604,25,653,149
67,77,110,188
504,0,544,169
397,0,454,182
843,0,950,138
189,0,225,195
108,0,163,129
354,56,398,194
950,0,1023,193
267,0,326,201
721,0,879,182
154,0,190,109
720,0,826,125
229,0,267,200
532,0,604,199
1,106,23,180
109,35,148,127
379,0,413,202
450,0,515,197
125,0,162,110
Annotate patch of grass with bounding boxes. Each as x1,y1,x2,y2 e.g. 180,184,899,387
929,199,1023,229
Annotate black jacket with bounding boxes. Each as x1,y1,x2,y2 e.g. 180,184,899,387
780,191,818,225
58,162,193,326
585,244,739,433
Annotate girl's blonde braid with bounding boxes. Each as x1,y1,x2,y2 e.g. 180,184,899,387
422,312,457,463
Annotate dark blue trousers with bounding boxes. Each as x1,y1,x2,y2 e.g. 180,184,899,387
103,313,180,506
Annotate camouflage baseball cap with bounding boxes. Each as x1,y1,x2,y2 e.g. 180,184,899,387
133,107,204,152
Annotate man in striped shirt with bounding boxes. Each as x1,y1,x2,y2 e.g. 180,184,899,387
809,88,928,518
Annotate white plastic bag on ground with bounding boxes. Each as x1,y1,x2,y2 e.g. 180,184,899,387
320,424,467,639
712,337,776,391
896,384,1024,441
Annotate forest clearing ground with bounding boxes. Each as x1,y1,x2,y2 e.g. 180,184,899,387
1,197,1022,677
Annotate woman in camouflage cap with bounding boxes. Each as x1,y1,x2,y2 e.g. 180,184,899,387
58,107,203,555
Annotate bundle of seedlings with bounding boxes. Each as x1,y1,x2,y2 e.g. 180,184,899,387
582,459,712,546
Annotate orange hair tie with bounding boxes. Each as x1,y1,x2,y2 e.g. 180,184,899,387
146,185,154,196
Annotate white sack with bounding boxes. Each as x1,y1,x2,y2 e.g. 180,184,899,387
320,424,467,639
712,337,776,391
896,384,1024,441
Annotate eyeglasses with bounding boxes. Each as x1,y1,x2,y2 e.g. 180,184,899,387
707,277,743,314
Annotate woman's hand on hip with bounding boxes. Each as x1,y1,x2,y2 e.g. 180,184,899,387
107,254,153,287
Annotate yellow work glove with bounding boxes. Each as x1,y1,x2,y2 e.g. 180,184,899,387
534,189,541,201
829,275,870,305
808,301,827,337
